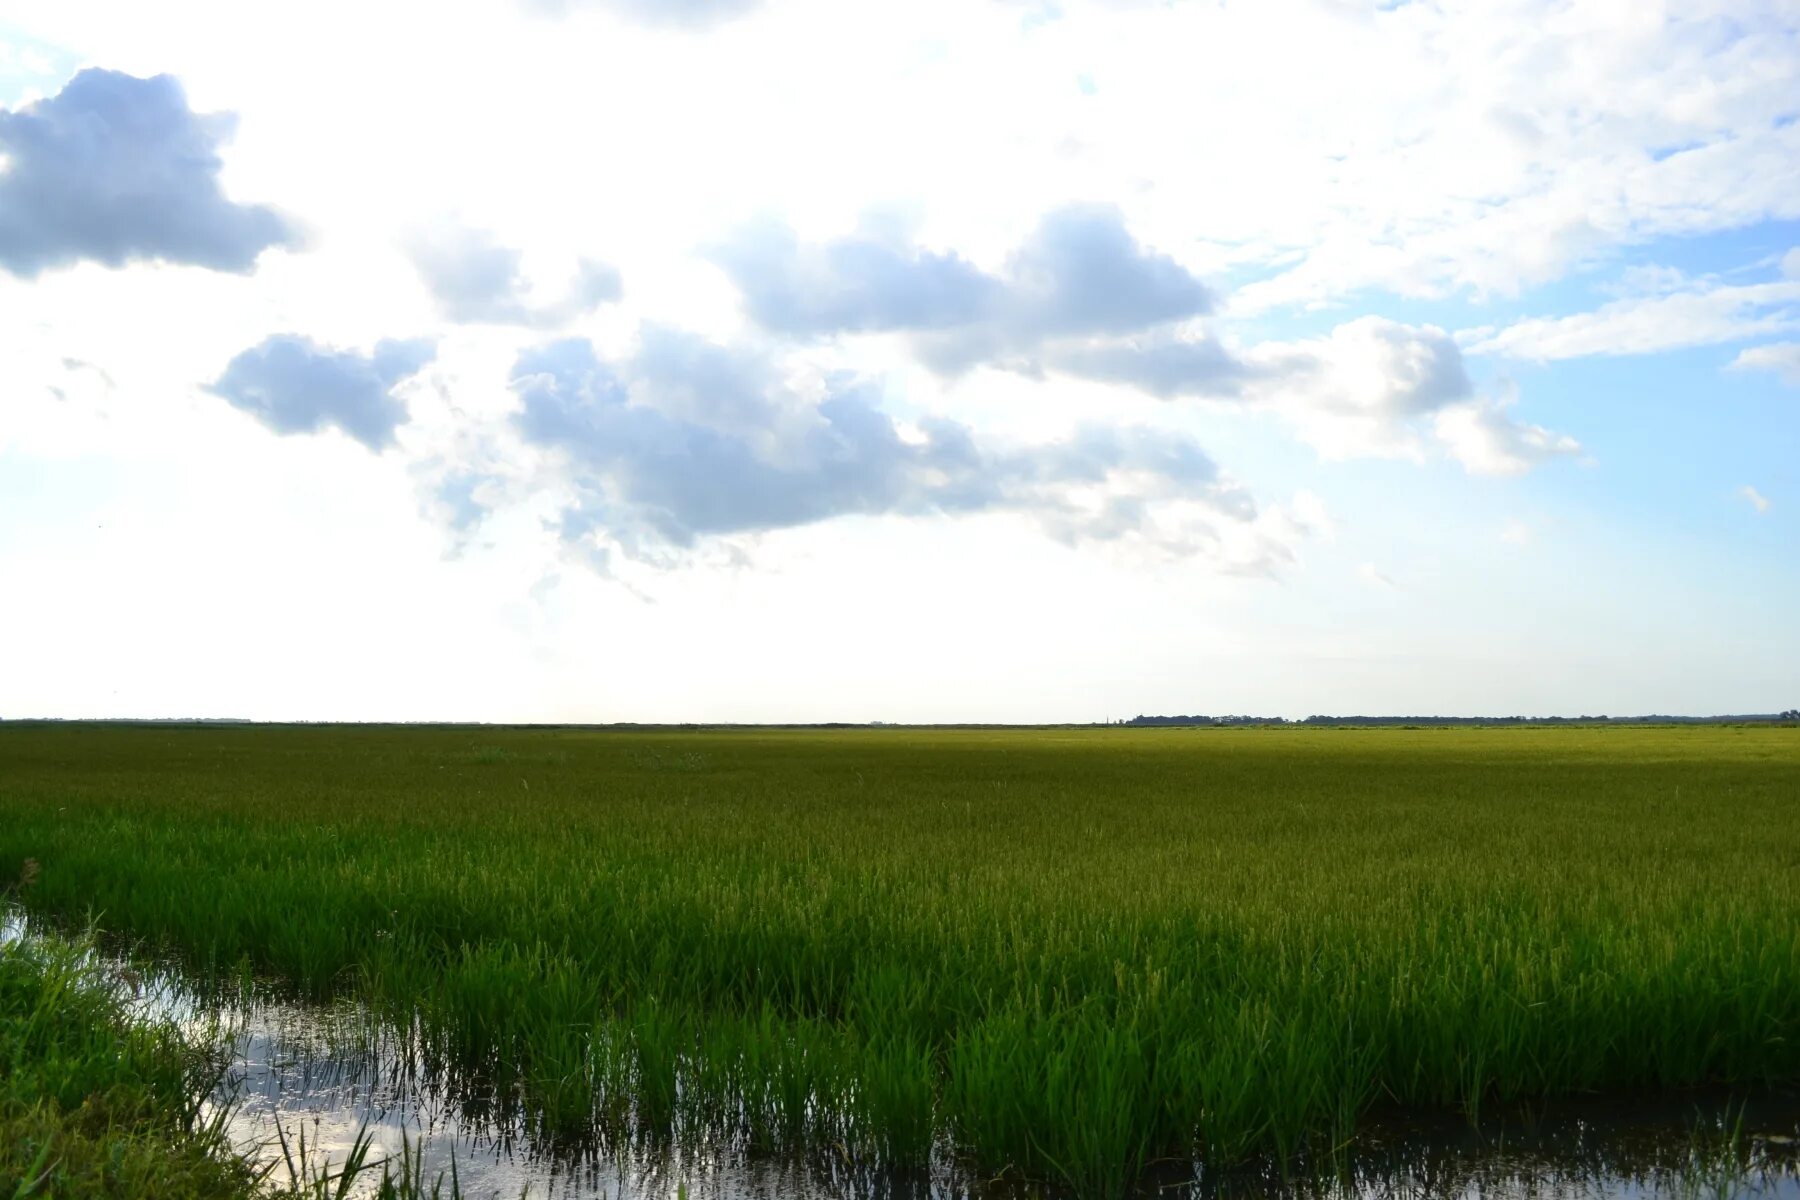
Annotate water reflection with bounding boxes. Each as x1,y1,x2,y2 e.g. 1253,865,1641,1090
6,909,1798,1198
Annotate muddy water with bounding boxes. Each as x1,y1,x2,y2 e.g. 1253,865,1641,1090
6,910,1799,1199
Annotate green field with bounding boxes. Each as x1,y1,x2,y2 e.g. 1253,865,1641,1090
2,723,1796,1194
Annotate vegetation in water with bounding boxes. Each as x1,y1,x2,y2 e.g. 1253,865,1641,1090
0,924,258,1196
1,722,1796,1195
0,917,493,1198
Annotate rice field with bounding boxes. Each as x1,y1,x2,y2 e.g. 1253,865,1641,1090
1,722,1796,1195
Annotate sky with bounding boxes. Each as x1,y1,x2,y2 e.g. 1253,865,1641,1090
0,0,1795,723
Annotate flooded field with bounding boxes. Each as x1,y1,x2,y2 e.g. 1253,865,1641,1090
214,995,1800,1200
3,724,1798,1195
215,1026,1800,1200
10,900,1800,1199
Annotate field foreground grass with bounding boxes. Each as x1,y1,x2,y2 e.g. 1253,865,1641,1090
0,927,258,1197
2,723,1797,1194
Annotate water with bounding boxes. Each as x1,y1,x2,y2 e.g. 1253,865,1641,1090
6,909,1799,1199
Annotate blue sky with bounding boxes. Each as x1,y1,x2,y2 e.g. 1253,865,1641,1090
0,0,1794,721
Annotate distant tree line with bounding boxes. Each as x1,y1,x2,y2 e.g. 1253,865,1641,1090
1124,712,1800,726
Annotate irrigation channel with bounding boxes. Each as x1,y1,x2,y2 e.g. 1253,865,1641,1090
7,910,1800,1200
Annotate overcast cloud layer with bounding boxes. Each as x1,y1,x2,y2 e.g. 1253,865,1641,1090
0,0,1794,721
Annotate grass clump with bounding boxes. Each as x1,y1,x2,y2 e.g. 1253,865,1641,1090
0,922,481,1197
0,927,256,1197
1,723,1797,1194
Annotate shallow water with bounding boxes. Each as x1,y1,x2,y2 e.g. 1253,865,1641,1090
6,909,1799,1199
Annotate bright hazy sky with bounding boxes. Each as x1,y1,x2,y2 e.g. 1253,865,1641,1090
1,0,1795,722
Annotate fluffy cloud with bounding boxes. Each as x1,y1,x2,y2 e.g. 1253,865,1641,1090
0,69,294,278
1040,334,1250,400
406,226,621,327
1035,317,1470,418
1730,341,1800,386
208,335,435,451
1431,395,1583,477
709,204,1213,370
711,209,1576,475
505,328,1295,569
1239,318,1475,457
1740,485,1771,514
1228,318,1582,471
1050,315,1580,473
706,216,998,337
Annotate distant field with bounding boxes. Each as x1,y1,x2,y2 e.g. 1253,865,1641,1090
2,723,1796,1193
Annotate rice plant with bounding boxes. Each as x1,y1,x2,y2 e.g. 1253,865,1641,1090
1,722,1796,1194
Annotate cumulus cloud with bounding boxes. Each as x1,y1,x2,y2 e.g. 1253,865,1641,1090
1241,318,1476,459
709,204,1213,370
406,226,621,327
208,335,435,451
1730,341,1800,386
711,212,1576,477
1740,485,1771,514
1039,315,1578,473
966,205,1213,340
0,69,295,278
1040,333,1250,399
1431,395,1583,477
706,217,998,338
505,328,1293,570
1217,319,1582,473
1052,317,1469,416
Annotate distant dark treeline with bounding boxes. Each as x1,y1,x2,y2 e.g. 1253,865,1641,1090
1127,712,1800,726
5,713,1798,729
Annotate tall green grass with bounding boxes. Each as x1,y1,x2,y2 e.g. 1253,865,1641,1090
0,918,487,1198
1,723,1796,1193
0,926,257,1196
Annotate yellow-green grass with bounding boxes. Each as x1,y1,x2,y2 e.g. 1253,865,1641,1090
2,723,1796,1194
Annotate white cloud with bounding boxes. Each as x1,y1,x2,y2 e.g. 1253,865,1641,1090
1238,317,1470,461
206,334,435,451
1356,561,1397,589
405,225,621,328
526,0,759,29
0,69,297,277
699,210,1585,478
1432,396,1583,477
1464,276,1800,361
491,329,1317,574
1740,484,1771,514
1730,341,1800,386
3,0,1795,315
1499,518,1532,546
1172,317,1580,475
